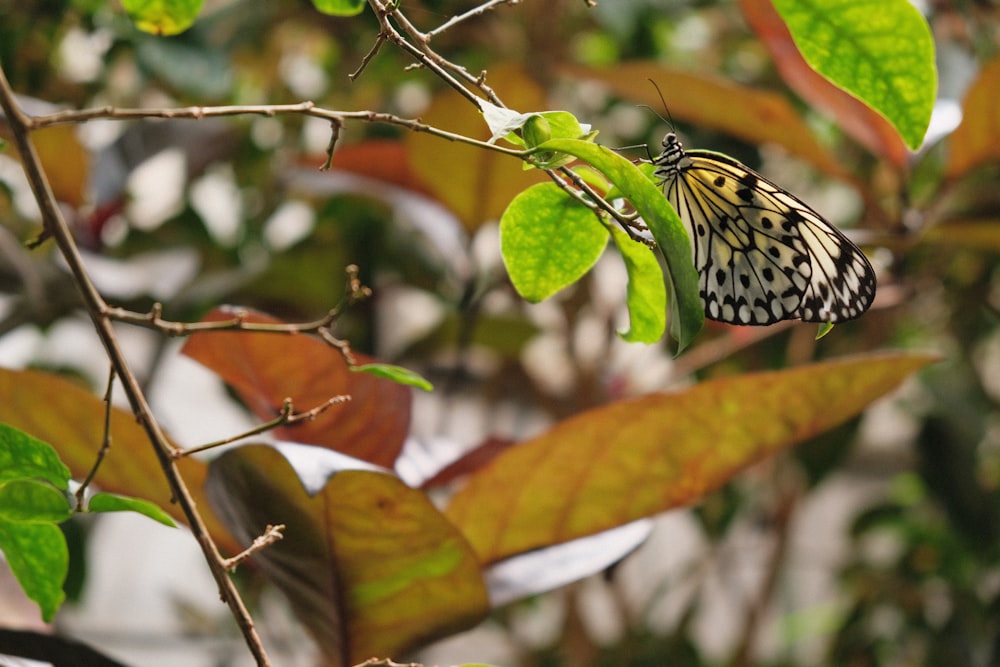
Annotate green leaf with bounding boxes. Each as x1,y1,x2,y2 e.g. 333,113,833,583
350,363,434,392
530,138,703,351
87,492,177,528
121,0,203,35
0,480,71,523
500,182,609,302
0,522,67,622
311,0,366,17
0,422,70,488
772,0,936,150
610,227,666,344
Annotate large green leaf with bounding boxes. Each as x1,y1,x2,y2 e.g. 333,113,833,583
0,480,71,523
446,352,936,564
0,423,70,487
0,522,67,622
772,0,936,150
207,445,489,665
530,138,704,351
499,182,609,302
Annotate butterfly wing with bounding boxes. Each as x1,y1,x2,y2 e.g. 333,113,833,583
659,146,876,325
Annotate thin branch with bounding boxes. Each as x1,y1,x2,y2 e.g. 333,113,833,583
75,366,116,509
24,104,524,157
0,65,273,667
173,395,351,458
349,31,388,81
222,524,286,572
366,0,485,107
426,0,521,39
105,303,339,336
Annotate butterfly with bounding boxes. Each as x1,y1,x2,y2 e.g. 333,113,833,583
652,132,876,325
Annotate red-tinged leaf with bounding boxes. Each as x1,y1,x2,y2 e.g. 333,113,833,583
420,437,517,489
181,307,411,468
740,0,909,168
561,62,853,183
0,368,235,551
406,65,549,231
206,444,489,665
319,140,437,196
946,55,1000,179
445,352,937,564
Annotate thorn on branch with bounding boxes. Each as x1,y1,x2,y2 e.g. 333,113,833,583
222,524,285,572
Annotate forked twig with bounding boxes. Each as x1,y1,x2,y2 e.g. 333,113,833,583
173,395,351,458
222,524,286,572
426,0,521,39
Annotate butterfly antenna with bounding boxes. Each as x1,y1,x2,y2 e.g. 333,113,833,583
646,79,676,131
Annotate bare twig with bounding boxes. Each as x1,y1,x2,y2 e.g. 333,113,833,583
24,104,523,157
222,524,286,572
349,31,388,81
0,65,274,667
426,0,521,39
173,395,351,458
75,366,116,509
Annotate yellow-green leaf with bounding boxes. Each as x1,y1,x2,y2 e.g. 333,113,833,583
121,0,203,35
446,352,936,564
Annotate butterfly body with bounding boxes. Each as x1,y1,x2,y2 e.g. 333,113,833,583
653,132,876,325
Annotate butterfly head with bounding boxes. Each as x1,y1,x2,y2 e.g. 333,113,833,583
654,132,687,170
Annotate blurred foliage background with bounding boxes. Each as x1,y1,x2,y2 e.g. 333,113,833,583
2,0,1000,665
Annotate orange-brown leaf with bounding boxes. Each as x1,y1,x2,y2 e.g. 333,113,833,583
946,55,1000,179
0,368,235,551
207,445,488,665
318,140,436,196
181,307,410,467
446,352,936,564
561,61,852,182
